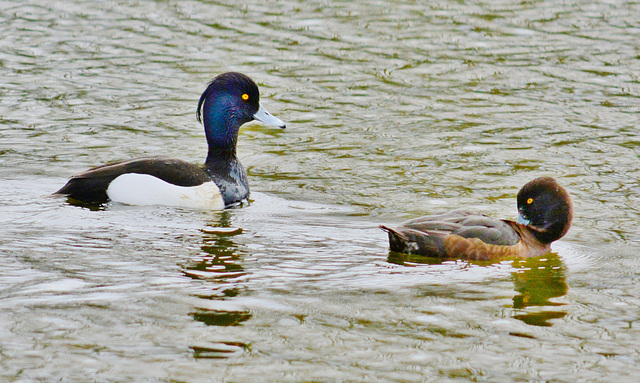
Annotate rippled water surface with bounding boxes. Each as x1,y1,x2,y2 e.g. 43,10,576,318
1,0,640,381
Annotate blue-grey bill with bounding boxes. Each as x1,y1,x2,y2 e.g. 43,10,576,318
516,212,531,226
254,103,286,129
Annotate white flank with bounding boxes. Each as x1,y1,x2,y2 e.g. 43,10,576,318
106,174,225,210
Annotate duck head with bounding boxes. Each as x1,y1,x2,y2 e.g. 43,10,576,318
516,177,573,244
196,72,285,160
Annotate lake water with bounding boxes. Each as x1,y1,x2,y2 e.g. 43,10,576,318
1,0,639,381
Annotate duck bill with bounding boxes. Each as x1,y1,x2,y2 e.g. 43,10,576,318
254,103,286,129
516,211,531,226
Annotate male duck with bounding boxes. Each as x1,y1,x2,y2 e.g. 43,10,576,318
380,177,573,260
55,72,286,209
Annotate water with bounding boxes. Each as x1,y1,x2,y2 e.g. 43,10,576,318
1,0,639,381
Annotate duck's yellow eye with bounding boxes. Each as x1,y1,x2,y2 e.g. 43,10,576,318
526,198,533,204
241,93,249,101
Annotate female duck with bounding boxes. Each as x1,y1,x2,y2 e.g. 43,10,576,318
55,72,285,209
380,177,573,260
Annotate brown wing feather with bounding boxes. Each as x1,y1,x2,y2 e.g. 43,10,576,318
443,235,525,261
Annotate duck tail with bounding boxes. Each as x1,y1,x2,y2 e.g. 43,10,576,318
380,225,412,252
380,224,405,237
380,225,443,256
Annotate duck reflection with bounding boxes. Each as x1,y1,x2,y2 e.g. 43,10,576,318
387,252,448,266
387,251,568,327
511,252,568,326
191,310,252,327
190,342,249,359
182,211,252,328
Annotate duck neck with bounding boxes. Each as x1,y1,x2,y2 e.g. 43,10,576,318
205,141,237,165
529,225,563,246
202,104,240,165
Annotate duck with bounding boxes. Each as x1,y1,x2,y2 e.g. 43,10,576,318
380,177,573,260
54,72,286,209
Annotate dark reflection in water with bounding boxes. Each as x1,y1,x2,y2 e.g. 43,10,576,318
191,310,252,327
182,213,248,297
59,197,106,211
387,251,453,266
511,253,568,327
190,342,249,360
182,212,253,331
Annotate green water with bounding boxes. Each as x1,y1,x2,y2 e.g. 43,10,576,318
1,0,639,381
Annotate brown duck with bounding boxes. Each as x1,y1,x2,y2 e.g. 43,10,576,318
380,177,573,260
